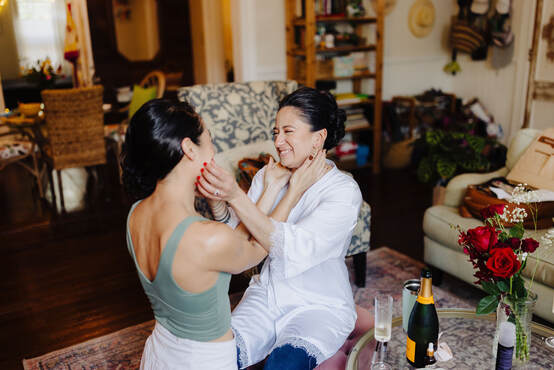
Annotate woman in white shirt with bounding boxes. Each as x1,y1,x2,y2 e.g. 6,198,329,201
197,87,362,369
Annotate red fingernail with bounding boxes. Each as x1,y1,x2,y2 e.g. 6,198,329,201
309,155,314,160
201,168,204,172
197,176,200,180
203,162,207,166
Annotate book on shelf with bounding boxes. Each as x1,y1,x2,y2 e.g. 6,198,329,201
345,117,371,130
343,107,364,115
347,113,365,120
334,92,370,106
298,0,348,17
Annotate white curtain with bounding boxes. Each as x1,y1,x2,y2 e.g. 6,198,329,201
12,0,70,74
69,0,95,87
11,0,95,86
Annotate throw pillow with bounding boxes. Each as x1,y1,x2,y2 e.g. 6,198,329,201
128,84,157,119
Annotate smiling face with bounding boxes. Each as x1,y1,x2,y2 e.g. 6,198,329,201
273,106,325,169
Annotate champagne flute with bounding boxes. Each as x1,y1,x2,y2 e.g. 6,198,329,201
374,294,393,342
372,294,393,370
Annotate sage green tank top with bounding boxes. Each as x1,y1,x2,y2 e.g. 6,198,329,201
126,201,231,341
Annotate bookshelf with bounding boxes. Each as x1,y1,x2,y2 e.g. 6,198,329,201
285,0,384,173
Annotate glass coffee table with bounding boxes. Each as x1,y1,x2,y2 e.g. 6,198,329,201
347,308,554,369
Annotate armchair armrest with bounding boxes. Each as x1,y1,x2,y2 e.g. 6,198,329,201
443,167,509,207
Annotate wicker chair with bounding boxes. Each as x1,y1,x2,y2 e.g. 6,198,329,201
41,85,107,213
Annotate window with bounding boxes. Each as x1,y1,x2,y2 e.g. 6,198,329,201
12,0,68,72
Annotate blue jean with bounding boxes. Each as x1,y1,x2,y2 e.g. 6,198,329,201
237,344,317,370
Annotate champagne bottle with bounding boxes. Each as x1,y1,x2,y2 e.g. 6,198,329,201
406,269,439,368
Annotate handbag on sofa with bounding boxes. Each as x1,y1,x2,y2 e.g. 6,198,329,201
507,128,554,192
236,153,275,191
460,178,554,229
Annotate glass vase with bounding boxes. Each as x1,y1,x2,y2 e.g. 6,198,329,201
492,291,537,367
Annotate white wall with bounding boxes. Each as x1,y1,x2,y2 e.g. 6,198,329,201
371,0,535,142
232,0,286,81
528,0,554,131
373,0,454,98
234,0,536,142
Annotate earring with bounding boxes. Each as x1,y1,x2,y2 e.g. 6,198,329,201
309,146,317,160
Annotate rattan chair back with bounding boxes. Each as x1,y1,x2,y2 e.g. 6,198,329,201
41,85,106,170
140,70,166,98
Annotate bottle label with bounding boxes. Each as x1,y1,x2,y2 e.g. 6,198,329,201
406,335,416,362
416,295,434,304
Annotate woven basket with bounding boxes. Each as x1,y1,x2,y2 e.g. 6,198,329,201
41,86,106,169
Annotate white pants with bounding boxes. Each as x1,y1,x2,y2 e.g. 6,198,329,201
140,322,238,370
232,284,354,368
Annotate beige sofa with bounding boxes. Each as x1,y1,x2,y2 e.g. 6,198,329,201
423,129,554,323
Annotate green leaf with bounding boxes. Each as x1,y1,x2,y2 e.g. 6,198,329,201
426,130,443,146
466,135,486,154
477,295,499,315
498,231,509,242
481,281,500,296
436,158,456,179
497,281,509,292
451,132,464,140
509,224,524,239
417,157,435,183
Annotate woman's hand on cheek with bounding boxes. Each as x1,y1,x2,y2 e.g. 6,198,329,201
264,156,291,190
197,159,241,201
288,149,327,195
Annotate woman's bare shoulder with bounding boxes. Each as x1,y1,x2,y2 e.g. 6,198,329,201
182,221,239,260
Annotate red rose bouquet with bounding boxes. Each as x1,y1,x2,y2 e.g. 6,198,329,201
457,194,544,363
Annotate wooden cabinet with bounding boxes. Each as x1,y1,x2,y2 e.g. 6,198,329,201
284,0,384,173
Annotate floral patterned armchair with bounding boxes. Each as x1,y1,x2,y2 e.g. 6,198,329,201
178,80,371,286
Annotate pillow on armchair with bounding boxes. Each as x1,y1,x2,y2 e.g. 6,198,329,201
128,84,157,119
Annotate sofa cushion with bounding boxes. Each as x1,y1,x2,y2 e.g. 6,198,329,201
424,205,554,288
424,205,484,254
443,167,509,207
178,81,298,153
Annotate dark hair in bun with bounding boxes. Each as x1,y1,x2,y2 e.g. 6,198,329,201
278,87,346,150
121,99,203,200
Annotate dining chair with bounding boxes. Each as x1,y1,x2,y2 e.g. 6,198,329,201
41,85,107,213
118,70,166,117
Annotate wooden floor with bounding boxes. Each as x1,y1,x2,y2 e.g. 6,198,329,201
0,161,433,369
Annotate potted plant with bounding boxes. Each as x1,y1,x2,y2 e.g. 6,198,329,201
22,58,63,91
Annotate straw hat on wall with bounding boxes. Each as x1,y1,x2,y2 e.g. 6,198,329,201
408,0,436,38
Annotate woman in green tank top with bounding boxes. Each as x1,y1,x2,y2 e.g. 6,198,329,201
120,99,325,369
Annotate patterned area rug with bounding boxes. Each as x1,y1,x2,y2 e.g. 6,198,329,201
22,247,478,369
348,247,477,316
